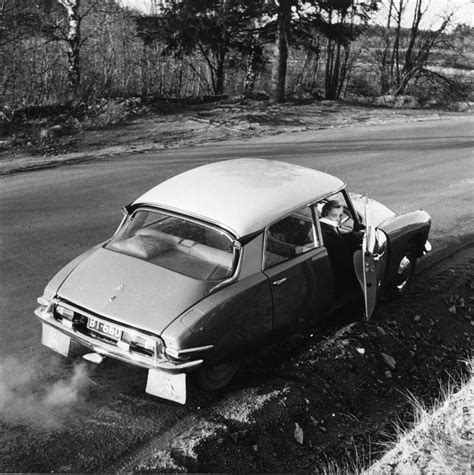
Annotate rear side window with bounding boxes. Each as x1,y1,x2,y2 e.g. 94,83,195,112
264,206,318,269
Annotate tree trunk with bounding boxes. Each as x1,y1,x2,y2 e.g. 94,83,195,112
58,0,81,99
244,32,258,95
390,0,404,92
140,42,148,96
214,48,226,95
380,0,394,94
270,0,291,103
325,38,335,98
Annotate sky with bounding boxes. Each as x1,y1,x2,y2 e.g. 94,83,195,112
119,0,473,27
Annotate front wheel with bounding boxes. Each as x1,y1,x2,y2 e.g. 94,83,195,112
390,247,417,297
194,358,241,392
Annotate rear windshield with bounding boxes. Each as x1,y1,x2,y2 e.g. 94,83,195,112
106,209,237,282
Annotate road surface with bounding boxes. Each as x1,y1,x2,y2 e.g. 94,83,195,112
0,116,472,471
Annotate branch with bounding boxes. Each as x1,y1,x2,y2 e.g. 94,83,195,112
196,41,217,92
419,66,468,100
80,0,102,20
181,57,213,93
80,19,104,46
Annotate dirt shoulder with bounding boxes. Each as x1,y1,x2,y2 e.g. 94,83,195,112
0,98,468,176
118,243,473,473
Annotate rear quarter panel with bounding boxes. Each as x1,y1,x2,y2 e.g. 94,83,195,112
161,273,273,362
161,233,273,363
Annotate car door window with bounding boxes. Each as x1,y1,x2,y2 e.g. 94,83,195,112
316,191,358,232
264,206,319,269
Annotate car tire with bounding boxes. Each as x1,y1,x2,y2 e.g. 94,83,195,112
194,358,241,392
390,245,417,298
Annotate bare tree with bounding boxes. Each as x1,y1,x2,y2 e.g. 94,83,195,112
375,0,455,95
41,0,114,99
57,0,81,94
270,0,292,102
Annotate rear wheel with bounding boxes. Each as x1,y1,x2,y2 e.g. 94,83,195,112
390,246,417,297
194,358,241,391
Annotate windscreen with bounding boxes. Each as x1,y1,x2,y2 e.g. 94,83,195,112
106,209,237,282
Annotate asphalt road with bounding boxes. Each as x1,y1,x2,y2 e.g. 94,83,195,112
0,116,472,471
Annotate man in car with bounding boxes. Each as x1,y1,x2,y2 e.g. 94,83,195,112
320,200,360,294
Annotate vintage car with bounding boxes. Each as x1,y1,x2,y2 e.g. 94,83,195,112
35,159,431,404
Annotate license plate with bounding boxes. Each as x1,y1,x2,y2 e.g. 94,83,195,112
87,317,122,340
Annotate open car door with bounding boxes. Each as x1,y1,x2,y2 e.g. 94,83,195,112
353,198,378,320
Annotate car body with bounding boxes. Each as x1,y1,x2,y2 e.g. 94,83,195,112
35,159,431,404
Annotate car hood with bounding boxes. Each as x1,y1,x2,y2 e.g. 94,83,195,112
349,193,396,227
57,247,211,335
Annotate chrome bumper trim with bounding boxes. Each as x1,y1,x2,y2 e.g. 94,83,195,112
34,307,203,373
165,344,214,358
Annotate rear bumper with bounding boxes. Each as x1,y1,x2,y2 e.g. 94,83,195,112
34,306,203,374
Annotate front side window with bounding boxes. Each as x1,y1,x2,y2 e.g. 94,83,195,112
106,209,237,282
264,206,319,269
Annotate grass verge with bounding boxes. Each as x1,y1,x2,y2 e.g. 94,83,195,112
365,359,473,474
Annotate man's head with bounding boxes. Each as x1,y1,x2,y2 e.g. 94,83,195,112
322,200,343,223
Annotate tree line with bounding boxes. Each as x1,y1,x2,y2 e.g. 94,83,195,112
0,0,470,110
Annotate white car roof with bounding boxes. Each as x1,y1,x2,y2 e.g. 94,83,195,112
134,158,345,237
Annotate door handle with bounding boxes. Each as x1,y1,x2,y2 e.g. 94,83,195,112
273,278,287,286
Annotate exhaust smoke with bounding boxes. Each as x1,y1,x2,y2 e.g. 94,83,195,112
0,356,92,428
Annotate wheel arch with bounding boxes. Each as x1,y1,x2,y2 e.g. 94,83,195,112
378,210,431,298
407,232,428,258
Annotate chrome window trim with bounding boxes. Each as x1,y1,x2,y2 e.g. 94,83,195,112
312,204,323,248
260,184,352,270
109,205,241,285
341,189,364,230
262,203,321,271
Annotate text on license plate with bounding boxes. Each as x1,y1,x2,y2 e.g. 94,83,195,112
87,317,122,340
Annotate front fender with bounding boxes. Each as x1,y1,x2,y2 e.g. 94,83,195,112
378,210,431,295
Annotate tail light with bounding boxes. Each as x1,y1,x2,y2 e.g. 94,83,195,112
56,305,74,320
53,304,74,328
119,331,164,359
